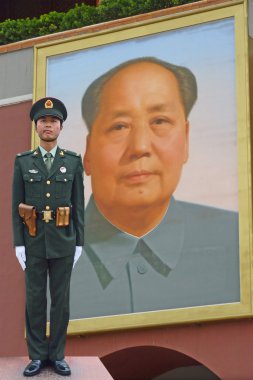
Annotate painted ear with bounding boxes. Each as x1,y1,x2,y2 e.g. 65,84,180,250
83,135,91,176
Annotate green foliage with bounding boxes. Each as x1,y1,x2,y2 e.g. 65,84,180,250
0,0,199,45
61,4,99,30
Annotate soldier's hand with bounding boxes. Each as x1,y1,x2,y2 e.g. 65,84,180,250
15,246,26,270
73,246,82,268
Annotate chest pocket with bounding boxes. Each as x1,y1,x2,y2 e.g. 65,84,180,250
23,174,42,198
55,174,73,198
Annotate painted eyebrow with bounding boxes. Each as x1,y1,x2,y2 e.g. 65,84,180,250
108,110,131,118
146,103,175,113
107,104,175,118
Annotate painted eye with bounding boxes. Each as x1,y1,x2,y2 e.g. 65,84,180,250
153,117,169,125
112,124,127,130
108,123,129,133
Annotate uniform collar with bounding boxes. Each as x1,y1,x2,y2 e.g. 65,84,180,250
39,145,58,158
84,196,185,288
32,146,66,178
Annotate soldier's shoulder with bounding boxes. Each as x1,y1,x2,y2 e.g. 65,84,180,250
62,149,81,158
16,149,35,158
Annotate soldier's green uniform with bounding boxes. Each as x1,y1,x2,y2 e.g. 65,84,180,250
12,98,84,369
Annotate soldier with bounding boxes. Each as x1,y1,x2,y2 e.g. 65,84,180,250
12,97,84,376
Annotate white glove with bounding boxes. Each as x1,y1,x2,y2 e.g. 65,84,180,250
73,246,82,268
15,246,26,270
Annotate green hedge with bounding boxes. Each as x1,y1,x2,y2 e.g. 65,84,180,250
0,0,198,45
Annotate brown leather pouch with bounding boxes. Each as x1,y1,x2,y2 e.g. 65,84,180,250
56,207,70,227
18,203,37,237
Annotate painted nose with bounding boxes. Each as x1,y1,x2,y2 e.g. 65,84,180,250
128,124,152,159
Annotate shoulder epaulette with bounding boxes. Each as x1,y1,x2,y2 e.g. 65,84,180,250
16,150,34,157
62,149,81,157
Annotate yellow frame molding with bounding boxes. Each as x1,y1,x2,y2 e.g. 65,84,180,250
33,0,252,334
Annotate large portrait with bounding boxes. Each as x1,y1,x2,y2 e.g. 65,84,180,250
34,1,253,333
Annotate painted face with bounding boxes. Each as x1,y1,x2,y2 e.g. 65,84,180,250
35,116,62,143
84,62,189,218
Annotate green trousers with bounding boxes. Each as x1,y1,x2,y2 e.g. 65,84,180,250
25,254,74,361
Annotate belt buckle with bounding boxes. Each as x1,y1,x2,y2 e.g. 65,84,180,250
42,210,53,223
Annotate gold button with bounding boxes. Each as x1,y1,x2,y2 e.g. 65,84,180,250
46,193,51,198
46,206,50,210
46,180,51,185
45,220,49,223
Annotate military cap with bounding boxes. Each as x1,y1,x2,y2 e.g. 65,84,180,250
30,97,67,122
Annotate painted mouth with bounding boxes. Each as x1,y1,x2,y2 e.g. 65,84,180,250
123,170,154,183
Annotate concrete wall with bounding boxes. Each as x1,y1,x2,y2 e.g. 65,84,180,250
0,100,32,357
0,48,33,101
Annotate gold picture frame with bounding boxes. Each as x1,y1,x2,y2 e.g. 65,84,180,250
33,0,252,334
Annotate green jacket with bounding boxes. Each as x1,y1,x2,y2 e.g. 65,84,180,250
12,147,84,258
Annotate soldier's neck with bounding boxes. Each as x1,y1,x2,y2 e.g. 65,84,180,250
40,140,57,152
